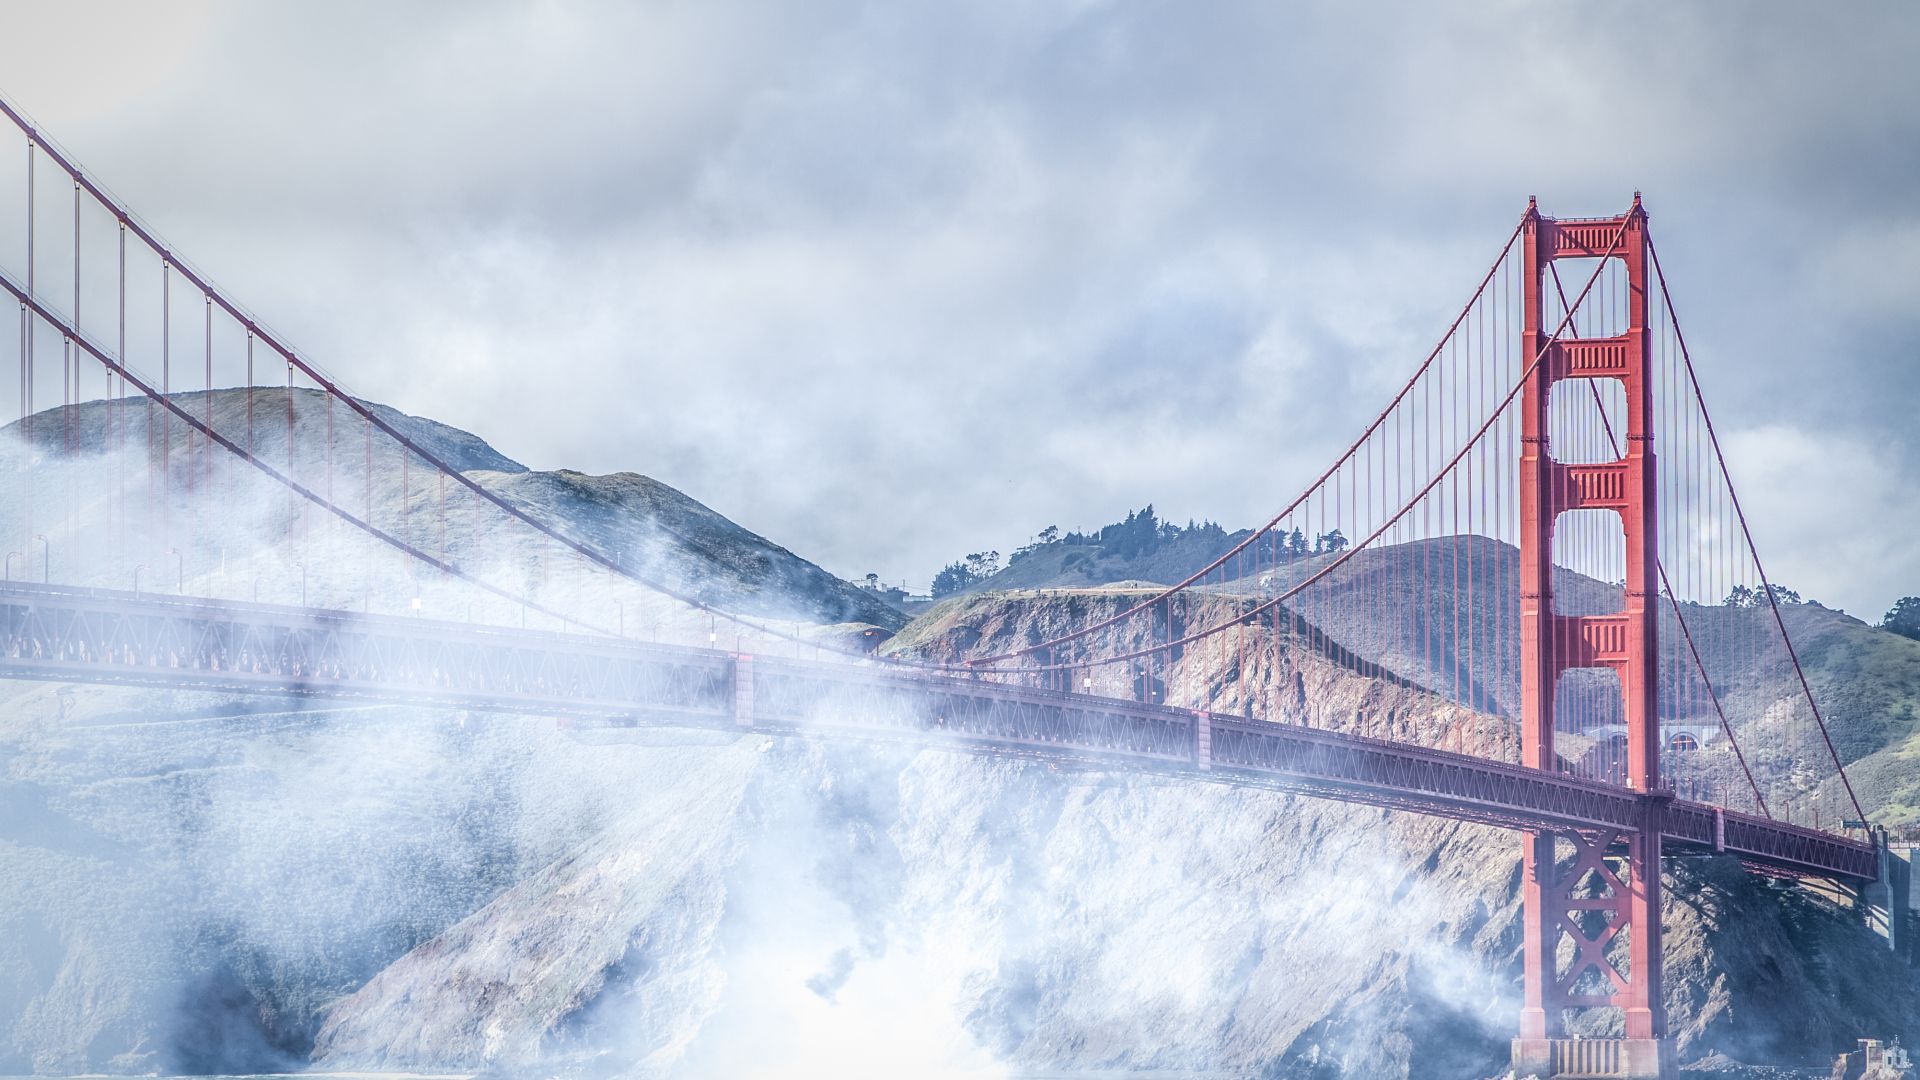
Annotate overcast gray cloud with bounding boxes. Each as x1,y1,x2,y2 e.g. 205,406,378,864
0,0,1916,616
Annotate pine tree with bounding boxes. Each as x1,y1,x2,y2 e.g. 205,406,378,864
1883,597,1920,641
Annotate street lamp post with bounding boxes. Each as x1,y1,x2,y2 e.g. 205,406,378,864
3,552,18,581
33,534,48,583
132,563,148,594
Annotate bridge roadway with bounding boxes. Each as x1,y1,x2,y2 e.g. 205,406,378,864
0,581,1875,881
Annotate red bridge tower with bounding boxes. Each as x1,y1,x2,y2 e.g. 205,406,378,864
1513,196,1675,1079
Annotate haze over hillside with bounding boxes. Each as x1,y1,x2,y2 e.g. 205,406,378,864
0,389,904,634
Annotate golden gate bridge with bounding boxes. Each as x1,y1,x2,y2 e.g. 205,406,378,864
0,95,1887,1078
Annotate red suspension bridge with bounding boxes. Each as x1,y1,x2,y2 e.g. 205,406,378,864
0,97,1888,1078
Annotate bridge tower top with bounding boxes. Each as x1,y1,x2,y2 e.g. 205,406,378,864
1518,199,1657,791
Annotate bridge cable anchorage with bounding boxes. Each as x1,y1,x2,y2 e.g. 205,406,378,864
0,91,898,666
1648,237,1867,825
1546,260,1770,818
957,212,1630,678
953,216,1530,671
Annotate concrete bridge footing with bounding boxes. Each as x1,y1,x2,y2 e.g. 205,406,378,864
1511,1036,1675,1078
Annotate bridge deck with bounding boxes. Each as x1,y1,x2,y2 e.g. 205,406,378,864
0,581,1875,881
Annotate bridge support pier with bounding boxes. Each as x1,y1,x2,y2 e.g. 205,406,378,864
1513,1037,1676,1079
1862,831,1909,958
1513,817,1673,1077
1511,1036,1674,1079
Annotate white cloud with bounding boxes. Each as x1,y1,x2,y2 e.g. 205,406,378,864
1722,423,1920,619
0,0,1914,601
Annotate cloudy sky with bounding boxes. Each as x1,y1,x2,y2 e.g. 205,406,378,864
0,1,1915,616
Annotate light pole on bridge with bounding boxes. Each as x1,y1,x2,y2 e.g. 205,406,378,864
132,563,147,594
3,552,18,582
33,534,48,583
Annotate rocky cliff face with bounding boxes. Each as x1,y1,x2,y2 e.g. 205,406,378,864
309,740,1534,1078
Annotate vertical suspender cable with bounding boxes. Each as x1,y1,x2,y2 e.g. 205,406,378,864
204,295,213,491
116,220,125,574
65,178,77,559
161,259,170,544
25,137,35,554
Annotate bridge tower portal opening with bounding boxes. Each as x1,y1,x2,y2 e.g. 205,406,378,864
1513,196,1676,1079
